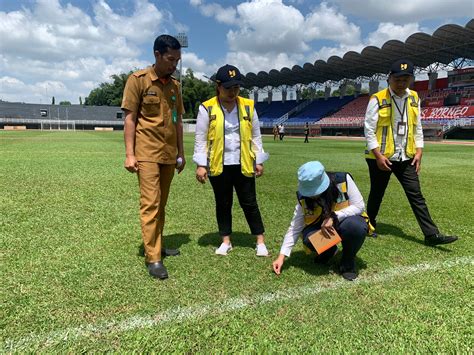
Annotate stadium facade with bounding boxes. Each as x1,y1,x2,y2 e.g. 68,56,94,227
1,20,473,138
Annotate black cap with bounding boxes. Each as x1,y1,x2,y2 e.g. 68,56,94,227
389,59,414,77
215,64,244,88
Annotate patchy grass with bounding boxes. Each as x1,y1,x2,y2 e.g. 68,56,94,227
1,131,472,352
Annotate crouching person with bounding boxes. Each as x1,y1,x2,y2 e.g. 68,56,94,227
272,161,371,280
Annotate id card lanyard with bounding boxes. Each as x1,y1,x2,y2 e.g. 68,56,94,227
392,95,407,136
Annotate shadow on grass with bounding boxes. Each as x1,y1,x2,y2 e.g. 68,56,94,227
284,250,367,276
198,231,256,249
137,233,191,257
377,222,453,252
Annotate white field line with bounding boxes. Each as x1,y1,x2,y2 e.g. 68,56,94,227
3,256,473,351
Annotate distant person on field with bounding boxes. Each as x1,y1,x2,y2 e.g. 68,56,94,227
304,122,310,143
273,125,279,141
272,161,370,281
278,124,285,140
193,64,270,257
122,34,185,280
364,59,458,246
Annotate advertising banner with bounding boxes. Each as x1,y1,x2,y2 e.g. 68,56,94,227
422,105,474,119
424,99,444,107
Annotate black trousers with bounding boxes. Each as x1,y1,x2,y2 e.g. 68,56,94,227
366,158,439,237
209,165,265,237
304,133,309,143
302,215,367,270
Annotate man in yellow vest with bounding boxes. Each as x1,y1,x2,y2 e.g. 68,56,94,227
364,59,458,246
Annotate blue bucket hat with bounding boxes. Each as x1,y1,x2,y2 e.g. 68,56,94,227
297,161,330,197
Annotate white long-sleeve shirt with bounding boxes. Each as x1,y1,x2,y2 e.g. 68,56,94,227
193,103,268,166
364,87,424,161
279,174,365,257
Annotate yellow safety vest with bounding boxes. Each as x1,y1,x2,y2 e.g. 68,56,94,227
298,172,374,254
202,96,256,177
365,88,419,159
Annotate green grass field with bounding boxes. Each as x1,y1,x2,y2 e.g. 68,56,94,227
1,131,473,352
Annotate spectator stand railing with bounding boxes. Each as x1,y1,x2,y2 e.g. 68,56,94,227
272,99,313,127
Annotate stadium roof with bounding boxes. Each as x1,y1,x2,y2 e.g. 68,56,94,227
242,19,474,89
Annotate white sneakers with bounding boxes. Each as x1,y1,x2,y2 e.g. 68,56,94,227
255,243,270,257
215,242,270,257
215,242,233,255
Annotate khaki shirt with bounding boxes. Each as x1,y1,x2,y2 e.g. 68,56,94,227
121,66,184,164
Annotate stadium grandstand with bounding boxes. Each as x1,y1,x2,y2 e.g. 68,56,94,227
0,101,123,131
1,20,473,138
243,19,473,140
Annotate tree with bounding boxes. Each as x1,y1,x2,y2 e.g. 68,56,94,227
181,69,251,117
51,96,55,105
83,68,243,116
332,84,356,97
345,84,356,96
85,72,132,106
239,87,250,98
79,96,83,105
301,88,325,100
59,101,71,105
181,68,215,118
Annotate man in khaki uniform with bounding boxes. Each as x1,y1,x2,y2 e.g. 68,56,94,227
122,34,185,279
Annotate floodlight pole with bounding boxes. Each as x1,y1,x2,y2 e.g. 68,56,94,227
176,33,188,96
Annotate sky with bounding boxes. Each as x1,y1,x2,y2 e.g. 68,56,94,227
0,0,472,104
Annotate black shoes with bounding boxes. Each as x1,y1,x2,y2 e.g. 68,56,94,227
339,265,358,281
143,249,179,279
147,261,168,279
424,233,458,246
161,248,180,257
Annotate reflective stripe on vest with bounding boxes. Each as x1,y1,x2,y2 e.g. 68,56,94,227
202,96,256,177
365,88,419,159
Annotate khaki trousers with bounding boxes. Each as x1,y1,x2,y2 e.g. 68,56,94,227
137,162,175,263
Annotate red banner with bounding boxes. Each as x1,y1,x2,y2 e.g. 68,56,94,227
422,105,474,119
424,99,444,107
461,97,474,106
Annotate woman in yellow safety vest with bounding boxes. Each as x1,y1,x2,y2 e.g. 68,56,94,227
193,64,269,257
272,161,370,281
